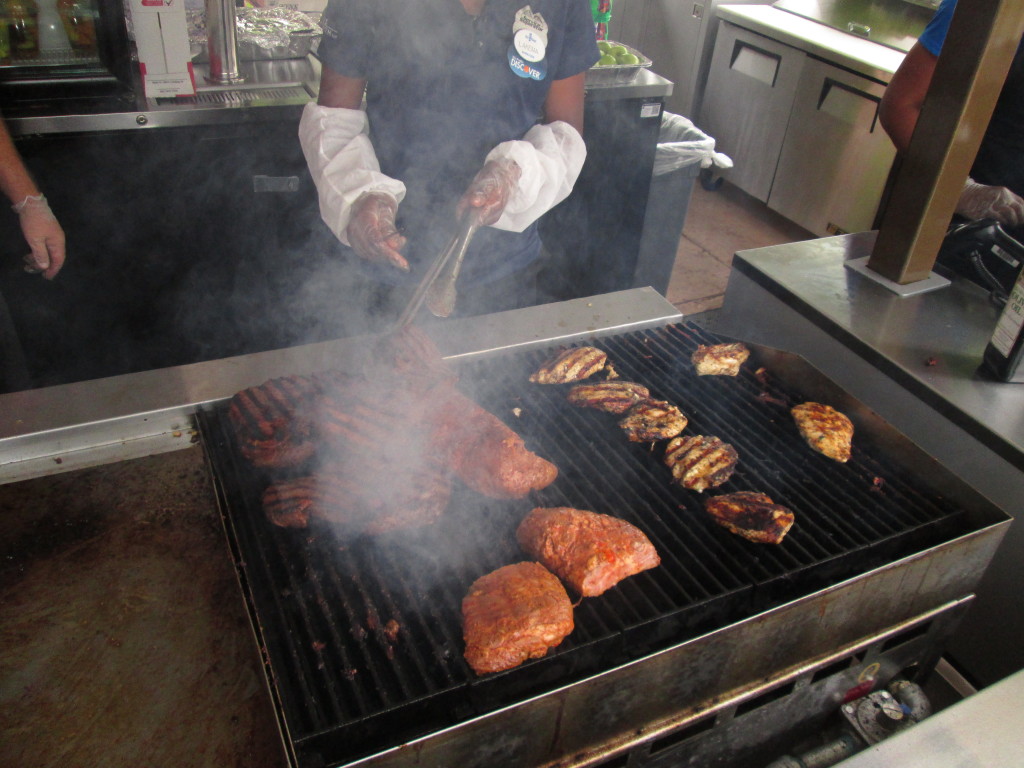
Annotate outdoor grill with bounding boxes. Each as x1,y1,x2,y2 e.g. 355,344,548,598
198,321,1008,768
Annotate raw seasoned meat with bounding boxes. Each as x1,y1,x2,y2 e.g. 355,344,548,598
227,374,321,469
664,435,738,492
529,346,608,384
365,325,458,391
516,507,660,596
462,562,574,675
791,402,853,462
691,342,750,376
566,380,651,414
705,491,795,544
618,399,688,442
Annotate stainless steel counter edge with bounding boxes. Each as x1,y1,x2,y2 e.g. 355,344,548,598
716,5,906,83
0,288,681,483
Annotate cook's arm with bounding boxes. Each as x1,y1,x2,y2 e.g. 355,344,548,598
299,66,408,269
879,42,937,155
461,73,588,232
1,120,65,280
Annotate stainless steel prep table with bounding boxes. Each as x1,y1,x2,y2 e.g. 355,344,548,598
716,233,1024,687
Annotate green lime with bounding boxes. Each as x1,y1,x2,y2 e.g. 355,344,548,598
597,40,612,54
616,52,640,65
597,54,618,67
609,44,628,57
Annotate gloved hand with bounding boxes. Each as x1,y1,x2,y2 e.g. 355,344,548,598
956,178,1024,229
456,159,522,226
345,191,409,270
15,194,65,280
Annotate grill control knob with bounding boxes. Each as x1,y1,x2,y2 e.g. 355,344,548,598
874,695,906,731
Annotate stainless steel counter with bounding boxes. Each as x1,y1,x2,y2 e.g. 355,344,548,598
0,289,682,484
715,233,1024,687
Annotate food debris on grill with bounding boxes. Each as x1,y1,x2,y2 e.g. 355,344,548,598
516,507,660,596
691,342,750,376
618,399,688,442
664,435,739,492
529,346,608,384
791,402,854,463
704,491,795,544
566,380,651,414
227,374,321,468
462,562,575,675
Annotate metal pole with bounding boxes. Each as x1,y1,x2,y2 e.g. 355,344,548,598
205,0,245,85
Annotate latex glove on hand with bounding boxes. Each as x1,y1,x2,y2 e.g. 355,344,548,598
15,194,65,280
345,191,409,270
956,178,1024,230
456,159,522,226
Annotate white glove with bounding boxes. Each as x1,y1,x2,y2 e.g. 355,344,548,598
480,120,587,232
956,178,1024,229
298,102,406,246
14,193,65,280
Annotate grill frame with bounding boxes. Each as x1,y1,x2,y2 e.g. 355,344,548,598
199,322,1009,768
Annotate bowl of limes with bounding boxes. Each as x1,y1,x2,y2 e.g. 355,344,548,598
587,40,652,85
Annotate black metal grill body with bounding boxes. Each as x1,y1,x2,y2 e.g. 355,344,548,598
198,323,1008,768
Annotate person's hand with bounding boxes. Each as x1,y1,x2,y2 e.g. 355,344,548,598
345,191,408,270
15,194,65,280
956,178,1024,230
456,159,522,226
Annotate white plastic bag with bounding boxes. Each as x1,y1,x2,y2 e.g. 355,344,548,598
653,113,733,176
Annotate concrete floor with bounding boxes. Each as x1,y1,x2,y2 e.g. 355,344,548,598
666,181,813,316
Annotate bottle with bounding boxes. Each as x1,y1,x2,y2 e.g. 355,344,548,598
7,0,39,59
983,263,1024,382
56,0,95,53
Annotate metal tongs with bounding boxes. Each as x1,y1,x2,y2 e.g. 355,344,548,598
395,214,479,327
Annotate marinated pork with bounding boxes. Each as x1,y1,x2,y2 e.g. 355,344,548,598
529,346,608,384
791,402,853,463
664,435,738,492
516,507,660,596
462,562,575,675
704,491,795,544
227,374,321,469
691,342,750,376
566,380,651,414
618,399,688,442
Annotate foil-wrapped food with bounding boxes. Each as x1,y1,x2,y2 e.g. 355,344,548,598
188,6,322,61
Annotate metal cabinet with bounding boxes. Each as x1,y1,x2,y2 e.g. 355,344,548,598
699,21,807,202
768,56,896,236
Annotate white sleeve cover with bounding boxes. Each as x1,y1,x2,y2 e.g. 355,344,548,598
483,120,587,232
298,102,407,245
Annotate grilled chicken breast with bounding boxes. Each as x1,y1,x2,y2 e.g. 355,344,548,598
529,346,608,384
664,435,738,492
618,399,688,442
517,507,660,597
704,491,795,544
691,342,750,376
566,380,651,414
791,402,853,463
227,374,321,469
462,562,574,675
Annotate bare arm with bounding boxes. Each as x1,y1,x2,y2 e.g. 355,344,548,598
879,42,939,154
0,119,41,207
542,72,586,135
316,65,367,110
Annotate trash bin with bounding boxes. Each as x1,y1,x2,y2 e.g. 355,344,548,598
632,112,732,295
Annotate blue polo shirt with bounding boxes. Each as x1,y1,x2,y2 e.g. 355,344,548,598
317,0,599,286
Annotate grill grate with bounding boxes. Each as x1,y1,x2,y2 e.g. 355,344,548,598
199,323,972,767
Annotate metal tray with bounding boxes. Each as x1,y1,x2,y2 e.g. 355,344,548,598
585,41,652,86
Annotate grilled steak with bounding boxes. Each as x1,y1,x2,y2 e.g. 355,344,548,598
691,342,750,376
705,491,795,544
618,399,688,442
227,374,321,469
462,562,574,675
664,435,738,492
791,402,853,462
566,380,651,414
529,346,608,384
262,456,451,536
516,507,660,596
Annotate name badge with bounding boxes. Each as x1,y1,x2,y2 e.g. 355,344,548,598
514,28,546,62
508,47,547,80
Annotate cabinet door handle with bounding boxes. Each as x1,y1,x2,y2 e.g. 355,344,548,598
817,78,883,131
729,40,782,88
